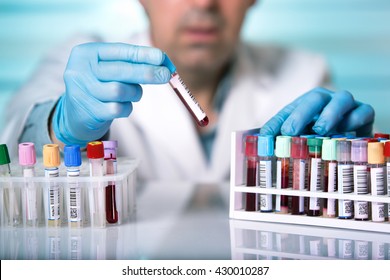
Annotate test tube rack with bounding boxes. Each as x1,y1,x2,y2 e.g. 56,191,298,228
0,157,138,228
229,129,390,233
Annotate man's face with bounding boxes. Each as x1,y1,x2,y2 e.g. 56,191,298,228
140,0,255,73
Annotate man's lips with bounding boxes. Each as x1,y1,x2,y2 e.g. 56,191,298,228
182,27,220,42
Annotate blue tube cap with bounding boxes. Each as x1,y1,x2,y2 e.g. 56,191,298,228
257,135,274,157
64,145,82,167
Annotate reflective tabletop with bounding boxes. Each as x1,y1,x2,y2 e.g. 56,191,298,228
1,181,390,260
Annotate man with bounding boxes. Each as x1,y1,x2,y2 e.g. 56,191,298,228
2,0,374,181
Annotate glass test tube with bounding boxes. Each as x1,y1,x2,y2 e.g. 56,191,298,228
257,135,274,212
64,145,82,228
307,138,323,216
384,141,390,221
351,140,369,221
368,142,386,222
275,136,291,214
336,140,353,219
1,144,20,226
87,141,106,227
291,137,308,215
102,140,119,224
244,135,258,211
43,144,62,227
163,55,209,127
321,139,337,218
18,142,38,227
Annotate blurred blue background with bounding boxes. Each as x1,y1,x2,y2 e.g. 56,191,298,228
1,0,389,134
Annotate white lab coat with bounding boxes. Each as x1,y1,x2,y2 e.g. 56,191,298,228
1,33,328,183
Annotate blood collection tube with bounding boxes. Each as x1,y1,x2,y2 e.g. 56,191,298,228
102,140,118,224
43,144,61,227
64,144,82,228
307,138,323,216
336,140,353,219
374,133,390,140
351,140,369,221
321,139,337,218
87,141,105,227
1,144,21,227
291,137,308,215
384,141,390,221
163,55,209,127
275,136,291,214
244,135,258,211
368,142,385,222
18,142,38,227
257,135,274,212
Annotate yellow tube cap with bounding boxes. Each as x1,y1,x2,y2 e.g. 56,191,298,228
43,144,61,167
367,142,384,164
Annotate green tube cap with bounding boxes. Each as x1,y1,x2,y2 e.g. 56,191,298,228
0,144,10,165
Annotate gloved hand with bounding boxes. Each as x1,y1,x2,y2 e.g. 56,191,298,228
259,87,375,137
52,42,175,146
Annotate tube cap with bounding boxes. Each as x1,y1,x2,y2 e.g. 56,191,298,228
351,140,367,163
64,145,82,167
257,135,274,157
374,133,390,139
18,142,36,166
245,135,258,157
87,141,104,159
322,139,337,161
102,140,118,159
384,141,390,157
291,137,308,159
307,138,323,154
275,136,291,158
336,140,351,162
43,144,60,167
0,144,10,165
368,142,385,164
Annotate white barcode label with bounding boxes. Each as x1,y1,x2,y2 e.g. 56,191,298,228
309,239,321,256
355,241,369,259
275,161,282,212
372,242,385,260
309,158,322,210
69,186,81,222
338,240,353,259
259,160,272,212
337,164,353,218
353,164,369,219
327,162,337,216
49,186,60,220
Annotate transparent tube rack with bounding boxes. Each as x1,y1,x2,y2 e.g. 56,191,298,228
0,157,138,228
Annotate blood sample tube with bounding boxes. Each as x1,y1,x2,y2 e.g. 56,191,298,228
322,139,337,218
351,140,369,221
368,142,386,222
336,140,353,219
384,141,390,221
18,142,38,227
291,137,308,215
163,55,209,127
307,138,323,216
275,136,291,214
374,133,390,140
43,144,61,227
87,141,105,227
64,144,82,228
102,140,118,224
257,135,274,212
244,135,258,211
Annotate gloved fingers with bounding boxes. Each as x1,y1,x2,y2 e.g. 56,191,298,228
259,103,297,136
95,43,166,66
312,90,357,135
95,61,171,84
91,82,143,103
336,102,375,136
84,100,134,121
280,88,333,136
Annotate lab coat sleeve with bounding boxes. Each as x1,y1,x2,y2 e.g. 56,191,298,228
1,34,101,157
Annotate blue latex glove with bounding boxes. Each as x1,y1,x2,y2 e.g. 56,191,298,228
259,87,375,137
52,42,176,146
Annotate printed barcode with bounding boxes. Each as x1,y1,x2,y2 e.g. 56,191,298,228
338,164,353,193
177,76,205,113
372,168,385,195
354,165,368,195
70,188,77,207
